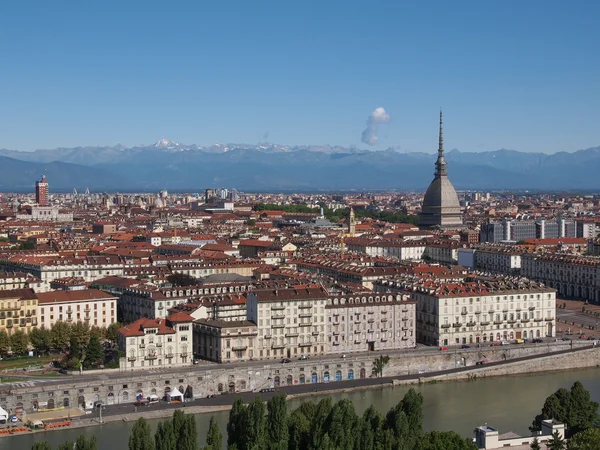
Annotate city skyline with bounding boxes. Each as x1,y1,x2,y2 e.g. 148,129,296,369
1,1,599,153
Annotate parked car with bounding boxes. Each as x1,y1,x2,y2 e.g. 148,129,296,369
587,336,596,340
299,355,309,360
475,360,488,366
579,335,587,339
532,338,543,343
439,346,448,351
206,394,217,398
193,359,199,365
501,341,510,346
341,354,347,358
134,400,150,407
562,337,571,341
490,342,502,347
515,339,525,344
281,358,292,364
461,345,470,349
259,388,275,393
58,368,68,374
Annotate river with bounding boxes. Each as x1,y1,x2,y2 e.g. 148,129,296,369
3,368,599,449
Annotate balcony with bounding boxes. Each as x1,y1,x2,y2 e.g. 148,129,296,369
354,320,361,325
488,310,495,314
402,326,409,331
264,335,272,339
354,340,362,344
128,356,136,362
271,324,285,329
516,308,522,311
368,319,374,323
354,330,361,334
381,317,388,322
271,305,285,311
298,342,312,348
84,307,91,313
381,328,388,333
333,342,340,346
232,345,247,351
534,318,543,322
466,322,476,327
480,321,490,326
299,313,312,318
521,319,530,323
461,311,467,315
381,338,388,342
272,315,285,320
166,353,173,358
145,354,157,360
401,307,409,312
544,317,554,322
333,331,340,336
529,306,535,311
285,332,299,338
493,321,503,325
475,311,481,315
298,304,312,309
507,320,517,324
299,323,312,327
441,324,451,329
155,342,162,347
401,336,408,341
453,323,462,328
139,343,145,348
0,306,19,311
312,331,319,336
157,305,164,310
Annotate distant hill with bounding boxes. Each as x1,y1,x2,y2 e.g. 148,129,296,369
1,142,599,191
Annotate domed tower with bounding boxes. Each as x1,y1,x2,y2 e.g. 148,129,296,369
419,111,463,230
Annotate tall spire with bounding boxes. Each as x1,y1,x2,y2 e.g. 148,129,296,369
435,109,447,177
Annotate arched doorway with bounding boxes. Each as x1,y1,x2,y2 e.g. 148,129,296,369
286,375,293,386
184,385,194,399
78,396,85,408
121,391,129,403
299,374,306,384
240,380,247,391
360,368,366,379
547,322,553,337
274,376,280,387
323,372,330,382
348,369,354,380
335,370,342,382
136,390,144,402
228,382,235,393
217,383,223,393
107,392,115,405
311,373,317,383
163,387,170,400
63,398,70,407
47,399,55,410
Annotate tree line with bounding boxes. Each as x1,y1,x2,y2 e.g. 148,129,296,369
32,390,477,450
0,321,121,369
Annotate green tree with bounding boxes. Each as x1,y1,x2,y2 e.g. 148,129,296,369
84,334,104,369
0,330,11,356
57,442,75,450
90,325,104,340
308,397,333,450
324,398,359,450
204,416,222,450
529,437,541,450
51,321,71,353
19,240,35,250
29,326,52,354
75,435,98,450
287,405,312,450
155,420,176,450
416,430,477,450
267,395,288,450
530,382,599,437
227,398,247,449
129,417,155,450
70,321,91,352
372,355,390,378
247,219,256,226
546,430,566,450
10,329,29,355
568,428,600,450
106,322,121,345
167,273,197,287
180,414,199,450
32,443,53,450
245,396,267,450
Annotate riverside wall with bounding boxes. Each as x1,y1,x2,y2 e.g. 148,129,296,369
0,341,590,413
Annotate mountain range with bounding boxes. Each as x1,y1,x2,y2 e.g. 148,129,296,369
0,141,599,192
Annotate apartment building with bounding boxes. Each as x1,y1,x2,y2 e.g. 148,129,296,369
246,286,328,360
0,272,29,290
193,319,258,363
345,238,426,260
521,253,600,302
377,276,556,346
36,289,117,329
117,312,194,370
472,246,525,274
0,255,126,292
325,293,416,354
0,288,38,335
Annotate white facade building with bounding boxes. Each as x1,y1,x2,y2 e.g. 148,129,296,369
37,289,117,329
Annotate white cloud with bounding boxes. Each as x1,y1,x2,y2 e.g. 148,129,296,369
361,107,390,145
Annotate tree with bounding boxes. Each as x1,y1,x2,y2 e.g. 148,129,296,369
70,321,91,352
0,331,11,356
51,321,71,353
180,415,199,450
32,443,53,450
245,396,267,450
416,430,477,450
75,435,98,450
227,398,247,449
546,430,566,450
529,437,541,450
29,326,52,354
324,398,359,450
106,322,121,345
19,240,35,250
267,395,288,450
372,355,390,378
10,329,29,355
129,417,155,450
204,416,222,450
57,442,75,450
287,406,312,450
167,273,197,287
567,428,600,450
84,334,104,369
530,381,599,437
247,219,256,226
155,420,176,450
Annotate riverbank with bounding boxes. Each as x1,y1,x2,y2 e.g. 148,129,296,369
4,345,598,439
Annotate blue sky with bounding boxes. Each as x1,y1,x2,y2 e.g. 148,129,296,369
1,1,599,153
